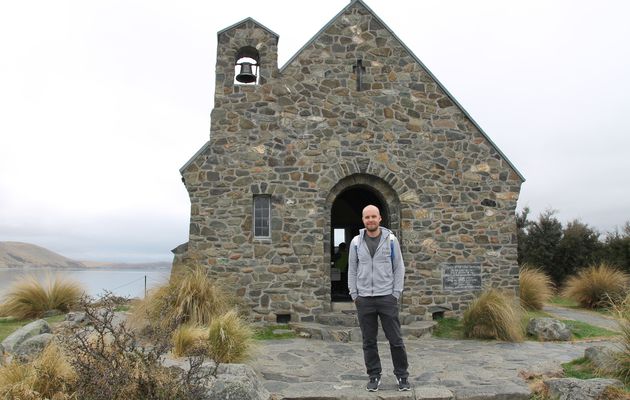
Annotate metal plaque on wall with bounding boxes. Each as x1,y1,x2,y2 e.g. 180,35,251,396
442,263,482,291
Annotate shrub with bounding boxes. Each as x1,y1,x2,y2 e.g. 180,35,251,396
207,310,254,363
0,342,76,399
131,264,234,332
172,324,209,357
562,263,629,309
0,274,83,319
64,293,209,400
463,289,524,342
519,266,554,310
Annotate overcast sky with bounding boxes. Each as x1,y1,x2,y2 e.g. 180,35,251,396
1,0,629,262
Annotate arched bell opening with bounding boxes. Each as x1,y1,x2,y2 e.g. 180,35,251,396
234,46,260,84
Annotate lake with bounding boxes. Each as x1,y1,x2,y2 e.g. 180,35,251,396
0,266,172,299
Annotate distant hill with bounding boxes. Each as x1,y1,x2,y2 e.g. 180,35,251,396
0,242,172,269
0,241,86,268
81,260,172,269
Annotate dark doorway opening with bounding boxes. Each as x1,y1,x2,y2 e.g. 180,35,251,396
330,186,389,302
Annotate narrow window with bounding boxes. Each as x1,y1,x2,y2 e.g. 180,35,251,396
253,195,271,238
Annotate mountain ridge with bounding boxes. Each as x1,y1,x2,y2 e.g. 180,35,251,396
0,241,170,269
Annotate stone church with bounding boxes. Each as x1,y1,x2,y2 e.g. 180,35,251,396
175,0,524,323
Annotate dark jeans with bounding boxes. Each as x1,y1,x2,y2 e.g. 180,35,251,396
356,295,409,379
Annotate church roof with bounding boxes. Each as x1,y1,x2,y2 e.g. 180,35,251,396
182,0,524,182
217,17,279,38
280,0,524,182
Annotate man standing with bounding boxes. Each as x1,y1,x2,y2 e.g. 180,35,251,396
348,204,410,392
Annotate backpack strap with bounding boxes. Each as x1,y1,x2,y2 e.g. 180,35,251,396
390,236,394,264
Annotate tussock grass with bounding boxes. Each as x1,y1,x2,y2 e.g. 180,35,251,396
0,274,83,320
562,263,629,309
520,266,554,310
606,294,630,384
172,324,209,357
0,342,76,399
131,264,234,331
463,289,524,342
207,310,254,363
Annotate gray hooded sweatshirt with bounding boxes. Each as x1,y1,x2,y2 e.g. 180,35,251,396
347,227,405,301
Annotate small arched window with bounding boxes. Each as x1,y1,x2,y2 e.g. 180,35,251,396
234,46,260,85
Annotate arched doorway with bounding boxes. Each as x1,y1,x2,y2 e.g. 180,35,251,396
330,185,390,302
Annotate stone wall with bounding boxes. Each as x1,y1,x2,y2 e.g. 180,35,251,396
179,1,522,322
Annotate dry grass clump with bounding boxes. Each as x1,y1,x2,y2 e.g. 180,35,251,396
172,324,209,357
0,342,76,400
606,293,630,384
207,310,254,363
463,289,524,342
131,264,233,332
562,263,629,309
519,266,554,310
0,274,83,319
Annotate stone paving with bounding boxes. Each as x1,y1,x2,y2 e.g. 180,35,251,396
252,336,617,400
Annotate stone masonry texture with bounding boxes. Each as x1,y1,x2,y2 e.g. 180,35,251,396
177,0,523,323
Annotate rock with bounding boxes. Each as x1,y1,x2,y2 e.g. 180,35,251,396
584,346,612,370
414,386,453,399
544,378,623,400
1,319,51,353
65,311,88,323
453,383,530,399
163,358,269,399
14,333,53,359
205,364,270,400
526,318,572,341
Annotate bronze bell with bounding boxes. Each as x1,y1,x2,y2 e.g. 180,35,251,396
236,62,257,83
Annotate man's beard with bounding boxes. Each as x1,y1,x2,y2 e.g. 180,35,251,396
366,224,379,232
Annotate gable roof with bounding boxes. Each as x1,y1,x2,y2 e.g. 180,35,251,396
217,17,279,38
280,0,525,182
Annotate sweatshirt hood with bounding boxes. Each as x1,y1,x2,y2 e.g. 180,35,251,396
358,226,392,241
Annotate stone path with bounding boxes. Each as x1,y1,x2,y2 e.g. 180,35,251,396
543,305,621,332
252,336,616,400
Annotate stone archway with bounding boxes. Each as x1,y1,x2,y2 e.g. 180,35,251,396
325,174,402,303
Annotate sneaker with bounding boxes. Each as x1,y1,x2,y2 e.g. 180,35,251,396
366,376,381,392
397,377,411,391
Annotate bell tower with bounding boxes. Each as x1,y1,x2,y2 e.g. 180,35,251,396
214,18,279,100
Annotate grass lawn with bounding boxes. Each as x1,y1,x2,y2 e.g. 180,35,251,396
432,318,464,339
562,357,630,393
550,295,579,308
432,310,618,341
562,320,619,339
549,296,615,317
253,324,296,340
0,314,66,342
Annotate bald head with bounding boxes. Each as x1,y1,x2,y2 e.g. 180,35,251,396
362,205,381,217
362,205,382,235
